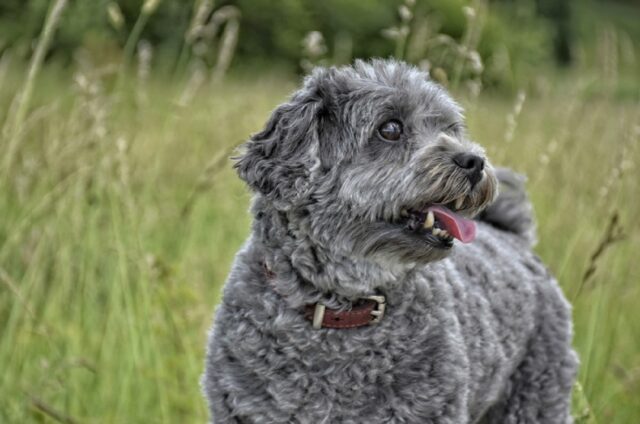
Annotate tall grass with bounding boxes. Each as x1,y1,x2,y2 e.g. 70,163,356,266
2,0,68,176
0,65,295,422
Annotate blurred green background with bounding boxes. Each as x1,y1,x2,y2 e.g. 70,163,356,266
0,0,638,422
1,0,639,91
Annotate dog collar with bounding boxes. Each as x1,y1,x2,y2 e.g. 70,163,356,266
263,262,386,329
304,295,386,329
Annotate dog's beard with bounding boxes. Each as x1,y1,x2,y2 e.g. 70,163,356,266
311,166,498,264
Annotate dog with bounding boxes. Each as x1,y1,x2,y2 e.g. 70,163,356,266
202,60,578,423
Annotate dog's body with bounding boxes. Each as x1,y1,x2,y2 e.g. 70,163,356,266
203,60,578,423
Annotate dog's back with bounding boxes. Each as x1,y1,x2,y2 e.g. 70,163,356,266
478,168,537,246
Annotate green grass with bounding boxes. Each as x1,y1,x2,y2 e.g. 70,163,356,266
0,65,638,423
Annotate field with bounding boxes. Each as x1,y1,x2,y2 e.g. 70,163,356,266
0,61,638,423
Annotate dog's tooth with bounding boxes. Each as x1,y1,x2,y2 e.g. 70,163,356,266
424,211,435,229
441,230,449,238
401,209,409,217
433,228,442,236
455,197,464,210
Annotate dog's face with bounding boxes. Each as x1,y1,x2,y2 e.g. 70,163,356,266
236,60,497,263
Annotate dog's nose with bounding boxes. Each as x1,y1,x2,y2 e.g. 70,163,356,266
453,153,485,186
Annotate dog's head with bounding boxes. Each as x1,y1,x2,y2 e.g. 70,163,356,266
236,59,497,263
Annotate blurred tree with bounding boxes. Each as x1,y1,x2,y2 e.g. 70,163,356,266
4,0,632,88
308,0,398,62
0,0,50,56
218,0,314,67
536,0,573,65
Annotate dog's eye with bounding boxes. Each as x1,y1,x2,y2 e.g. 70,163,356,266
444,122,463,134
378,120,403,141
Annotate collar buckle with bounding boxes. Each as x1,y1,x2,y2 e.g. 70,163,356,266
366,295,386,324
312,304,327,329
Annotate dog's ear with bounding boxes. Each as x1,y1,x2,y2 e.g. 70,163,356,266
235,69,334,207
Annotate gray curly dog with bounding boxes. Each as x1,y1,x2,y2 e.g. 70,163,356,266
202,60,578,423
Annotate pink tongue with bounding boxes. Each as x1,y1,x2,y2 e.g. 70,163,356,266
428,205,476,243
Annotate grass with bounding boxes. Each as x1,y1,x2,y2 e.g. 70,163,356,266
0,61,638,423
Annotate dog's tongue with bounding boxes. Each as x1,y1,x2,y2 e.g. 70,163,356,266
428,205,476,243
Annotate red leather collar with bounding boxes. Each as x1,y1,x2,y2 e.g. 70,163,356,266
303,298,385,329
263,262,386,329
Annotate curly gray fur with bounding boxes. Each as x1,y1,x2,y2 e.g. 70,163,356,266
202,60,578,423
